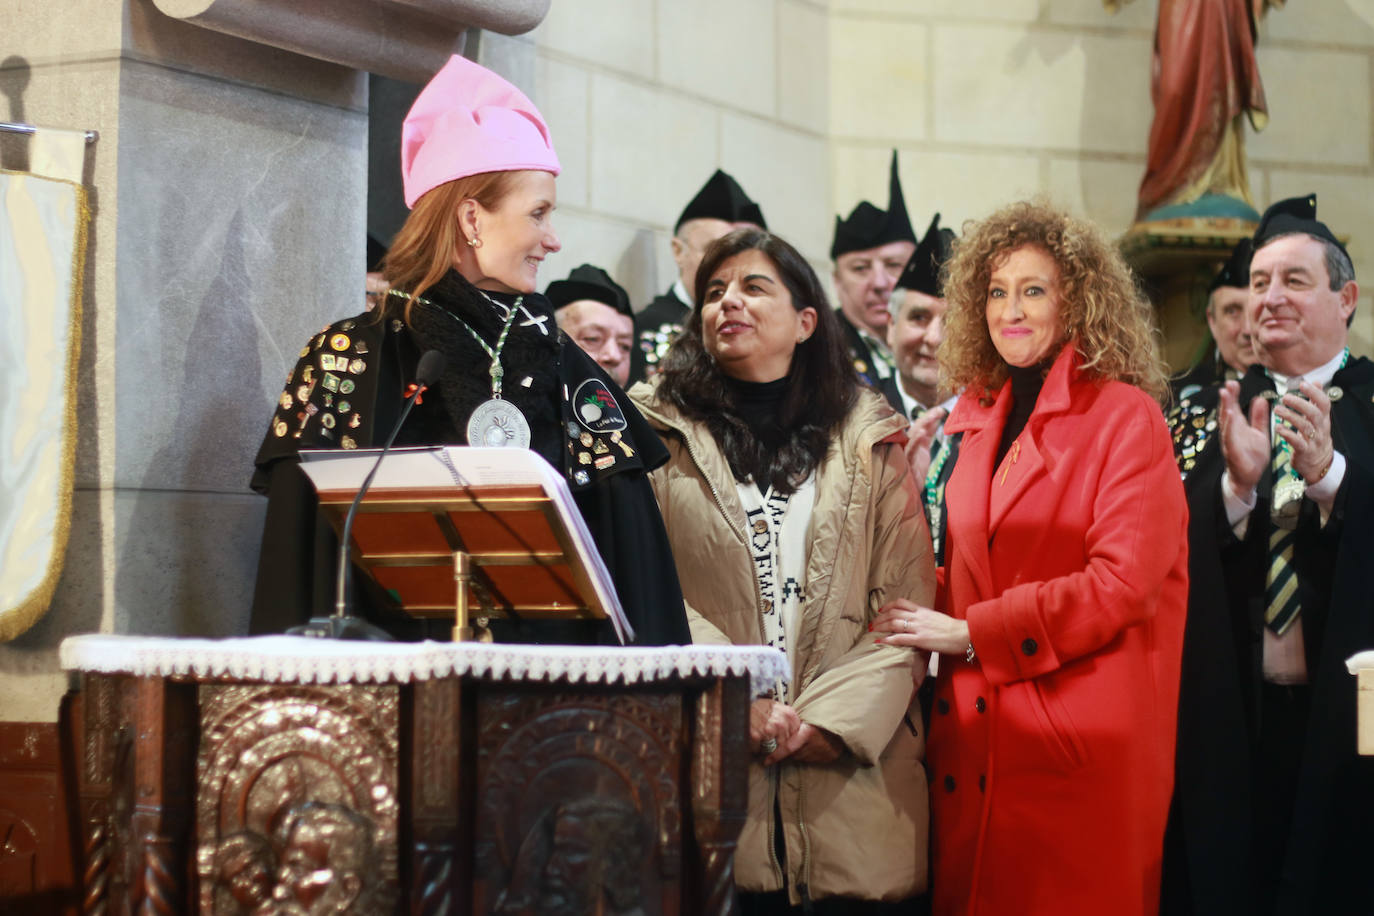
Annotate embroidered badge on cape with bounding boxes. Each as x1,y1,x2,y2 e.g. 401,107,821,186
1165,397,1216,481
572,379,628,433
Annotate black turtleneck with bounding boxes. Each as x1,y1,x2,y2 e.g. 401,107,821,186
720,374,789,486
997,362,1049,466
725,374,788,436
405,269,564,468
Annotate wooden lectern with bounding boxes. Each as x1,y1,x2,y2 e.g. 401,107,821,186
60,636,787,914
304,446,633,643
54,450,787,913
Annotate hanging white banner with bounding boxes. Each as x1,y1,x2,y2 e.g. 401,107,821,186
0,128,89,641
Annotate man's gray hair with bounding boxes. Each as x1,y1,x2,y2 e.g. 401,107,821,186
886,286,908,318
1259,231,1356,291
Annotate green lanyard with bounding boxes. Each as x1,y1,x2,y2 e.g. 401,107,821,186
924,435,953,506
387,288,521,398
1270,347,1348,479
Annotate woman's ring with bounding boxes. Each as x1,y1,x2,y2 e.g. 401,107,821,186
903,619,909,632
761,737,778,754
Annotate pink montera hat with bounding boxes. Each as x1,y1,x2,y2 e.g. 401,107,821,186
401,55,561,208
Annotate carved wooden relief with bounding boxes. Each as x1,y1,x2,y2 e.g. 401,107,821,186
66,661,756,915
130,677,198,915
473,687,684,916
76,673,139,915
0,719,78,912
689,678,751,916
409,679,462,915
195,684,399,915
76,673,116,915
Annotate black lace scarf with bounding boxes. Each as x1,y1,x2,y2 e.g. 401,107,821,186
404,269,564,468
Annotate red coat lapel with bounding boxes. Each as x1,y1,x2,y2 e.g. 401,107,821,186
944,391,1004,607
944,346,1080,603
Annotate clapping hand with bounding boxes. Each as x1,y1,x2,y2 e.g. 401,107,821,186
1217,380,1269,494
904,407,947,484
1274,380,1335,483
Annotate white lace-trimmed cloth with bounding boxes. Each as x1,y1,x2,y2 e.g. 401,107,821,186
59,635,790,697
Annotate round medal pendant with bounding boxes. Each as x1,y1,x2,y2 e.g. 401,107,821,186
467,399,531,449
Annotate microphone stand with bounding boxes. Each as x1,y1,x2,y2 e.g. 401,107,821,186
288,350,445,640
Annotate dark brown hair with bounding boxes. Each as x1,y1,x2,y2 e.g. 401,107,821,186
657,228,858,494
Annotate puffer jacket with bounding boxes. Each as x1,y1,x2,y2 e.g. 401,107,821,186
631,381,935,905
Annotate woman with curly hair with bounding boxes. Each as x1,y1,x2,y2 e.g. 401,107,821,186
872,200,1188,915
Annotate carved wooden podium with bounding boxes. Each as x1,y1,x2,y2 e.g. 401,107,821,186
60,636,786,915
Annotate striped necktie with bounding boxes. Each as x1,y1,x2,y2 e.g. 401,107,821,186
1265,426,1302,635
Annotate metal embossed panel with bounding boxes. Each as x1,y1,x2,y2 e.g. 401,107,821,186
473,687,685,915
195,683,399,914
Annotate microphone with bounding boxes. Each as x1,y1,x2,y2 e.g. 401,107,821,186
289,349,446,640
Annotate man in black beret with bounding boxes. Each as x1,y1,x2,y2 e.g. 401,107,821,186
1173,238,1260,400
630,169,766,383
547,264,636,388
886,213,956,422
831,151,917,406
1164,194,1374,915
887,213,959,566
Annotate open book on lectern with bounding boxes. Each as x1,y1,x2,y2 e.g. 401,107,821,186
297,446,633,643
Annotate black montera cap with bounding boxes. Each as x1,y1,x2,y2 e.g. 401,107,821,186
545,264,633,318
1253,194,1348,262
1209,237,1253,293
896,212,956,297
831,150,918,260
675,170,767,233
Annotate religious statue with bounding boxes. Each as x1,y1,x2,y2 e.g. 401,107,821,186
1109,0,1286,221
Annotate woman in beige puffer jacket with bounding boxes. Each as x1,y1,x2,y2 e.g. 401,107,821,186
629,227,935,913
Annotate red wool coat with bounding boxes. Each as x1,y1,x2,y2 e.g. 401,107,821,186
928,347,1188,916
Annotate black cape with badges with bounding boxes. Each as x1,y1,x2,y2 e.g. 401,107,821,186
629,287,691,385
1162,360,1374,915
1169,349,1242,402
249,270,690,646
836,310,902,411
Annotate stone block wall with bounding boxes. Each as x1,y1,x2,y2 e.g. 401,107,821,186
484,0,833,306
832,0,1374,352
481,1,1374,351
1253,7,1374,353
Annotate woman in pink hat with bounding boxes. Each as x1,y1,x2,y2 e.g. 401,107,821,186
247,55,690,647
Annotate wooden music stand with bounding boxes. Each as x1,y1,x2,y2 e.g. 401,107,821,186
313,473,630,643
